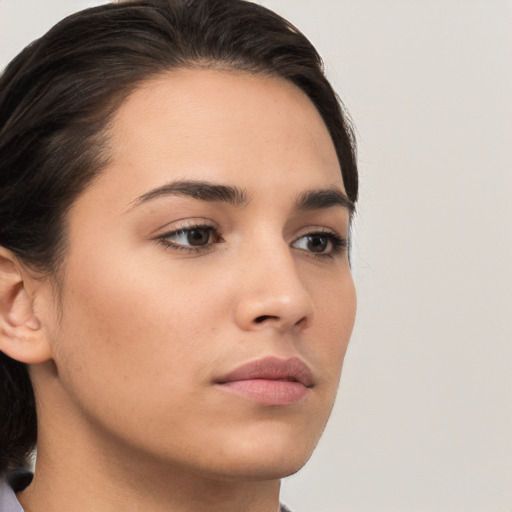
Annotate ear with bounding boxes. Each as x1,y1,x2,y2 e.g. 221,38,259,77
0,247,53,364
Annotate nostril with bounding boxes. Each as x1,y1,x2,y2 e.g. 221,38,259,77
254,315,277,323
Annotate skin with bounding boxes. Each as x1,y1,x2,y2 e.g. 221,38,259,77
1,69,356,512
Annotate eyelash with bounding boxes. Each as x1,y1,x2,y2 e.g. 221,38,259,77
292,230,347,258
155,224,347,258
156,224,222,253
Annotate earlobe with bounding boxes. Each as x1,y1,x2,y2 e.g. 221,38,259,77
0,247,52,364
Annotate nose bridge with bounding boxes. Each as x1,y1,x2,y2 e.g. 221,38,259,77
234,228,314,331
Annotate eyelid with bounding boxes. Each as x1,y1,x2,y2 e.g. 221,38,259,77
290,227,347,257
150,217,219,237
291,225,346,242
154,220,222,253
152,219,347,257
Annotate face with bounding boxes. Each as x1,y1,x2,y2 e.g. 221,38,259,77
38,69,356,480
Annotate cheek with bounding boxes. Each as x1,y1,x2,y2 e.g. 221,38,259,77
329,275,356,350
306,270,356,383
51,250,223,417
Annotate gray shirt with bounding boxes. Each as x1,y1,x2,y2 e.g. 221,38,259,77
0,478,23,512
0,475,293,512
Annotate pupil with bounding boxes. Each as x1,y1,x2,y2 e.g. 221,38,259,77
187,229,209,246
307,235,327,253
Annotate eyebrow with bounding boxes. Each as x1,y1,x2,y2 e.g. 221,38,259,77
130,180,248,209
294,187,355,215
129,180,354,215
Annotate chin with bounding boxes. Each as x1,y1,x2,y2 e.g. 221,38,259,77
200,428,321,482
189,402,333,482
211,453,312,483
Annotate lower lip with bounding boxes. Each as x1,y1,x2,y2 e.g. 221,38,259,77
218,379,309,406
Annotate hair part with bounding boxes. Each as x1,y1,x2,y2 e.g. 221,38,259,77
0,0,358,472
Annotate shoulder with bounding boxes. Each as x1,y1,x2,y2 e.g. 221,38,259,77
0,470,31,512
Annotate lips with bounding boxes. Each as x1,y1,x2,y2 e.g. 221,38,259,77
215,356,314,406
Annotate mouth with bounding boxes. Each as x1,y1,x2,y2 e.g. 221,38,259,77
215,356,314,406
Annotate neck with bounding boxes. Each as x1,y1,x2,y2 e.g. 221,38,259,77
19,375,282,512
19,438,282,512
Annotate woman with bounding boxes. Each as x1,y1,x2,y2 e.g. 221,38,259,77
0,0,358,510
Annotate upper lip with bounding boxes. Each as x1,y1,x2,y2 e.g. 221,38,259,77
216,356,314,387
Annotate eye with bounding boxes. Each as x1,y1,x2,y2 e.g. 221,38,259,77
173,227,212,246
156,225,220,252
291,231,346,256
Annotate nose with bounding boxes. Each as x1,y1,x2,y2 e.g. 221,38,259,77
233,240,315,333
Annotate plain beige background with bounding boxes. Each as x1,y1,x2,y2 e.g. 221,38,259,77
1,1,511,511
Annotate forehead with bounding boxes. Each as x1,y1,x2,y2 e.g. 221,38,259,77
102,68,344,195
112,69,340,175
